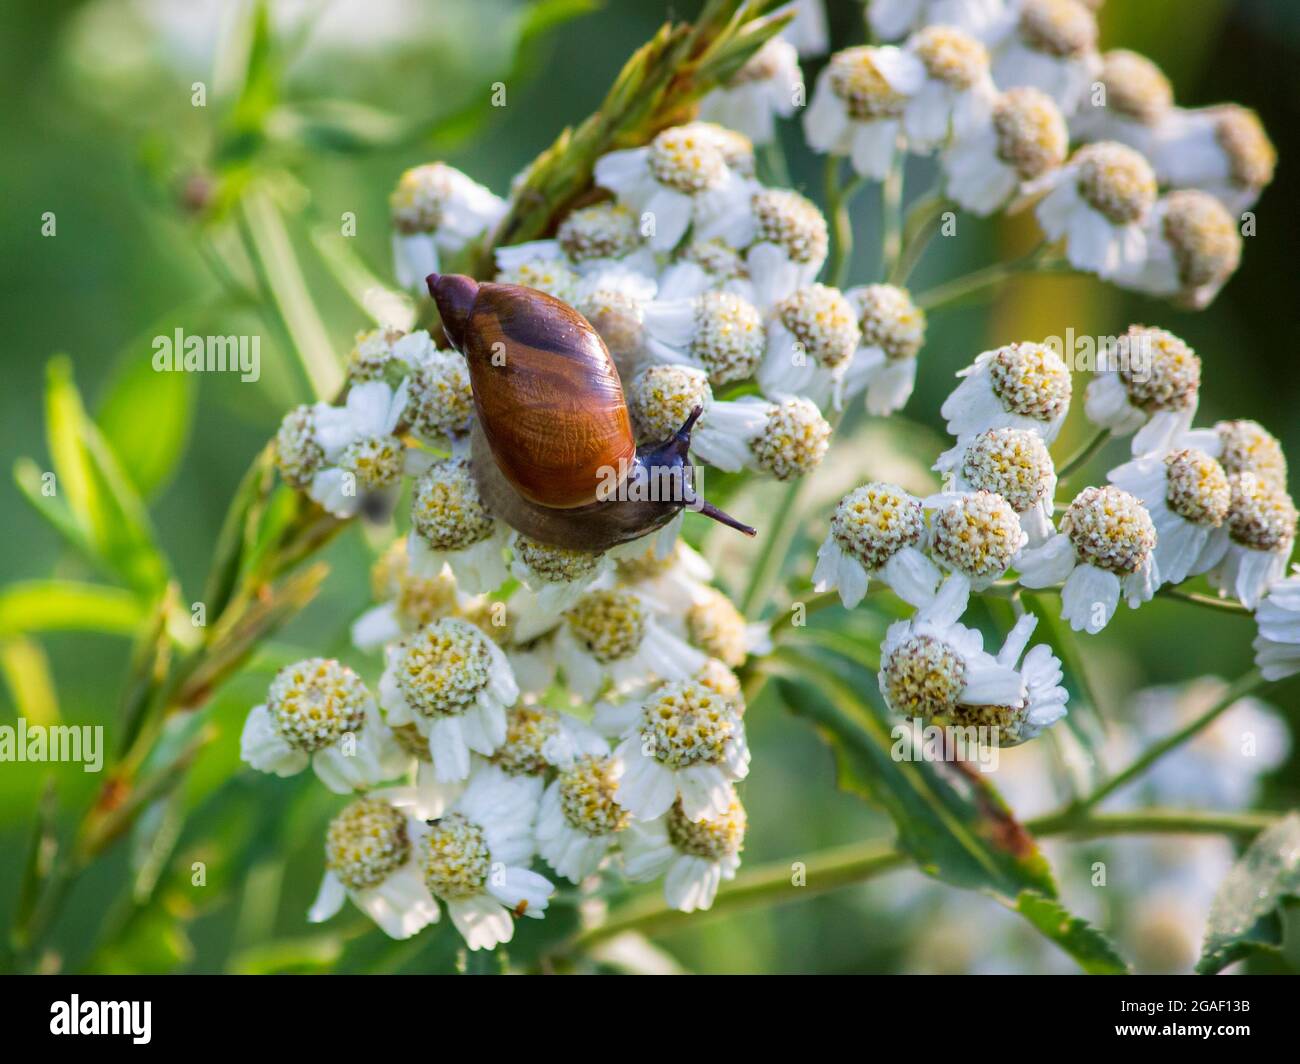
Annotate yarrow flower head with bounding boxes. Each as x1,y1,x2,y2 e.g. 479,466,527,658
814,482,941,608
1253,570,1300,681
698,35,803,145
407,457,508,594
411,765,554,950
939,341,1072,460
351,538,468,653
308,379,412,518
760,283,862,408
991,0,1101,116
555,589,707,701
350,328,474,443
641,289,766,386
745,396,833,479
622,794,748,913
594,124,750,252
1215,419,1287,489
945,428,1057,545
494,253,580,302
240,658,404,794
509,532,610,614
627,364,768,472
901,24,996,152
1033,141,1157,279
574,268,657,378
943,86,1068,215
1017,485,1159,633
497,201,655,281
1085,325,1201,454
684,587,772,669
842,283,926,415
924,489,1028,592
1151,104,1277,213
379,618,520,782
1072,49,1174,151
536,746,632,883
1108,435,1232,586
275,404,324,490
1116,190,1242,310
308,796,438,940
595,677,750,822
804,45,926,179
1207,473,1297,609
390,162,505,292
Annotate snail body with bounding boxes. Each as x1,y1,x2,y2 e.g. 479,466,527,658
428,273,755,551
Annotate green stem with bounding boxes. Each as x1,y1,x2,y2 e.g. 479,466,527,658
823,156,866,289
1155,586,1252,615
760,137,791,187
558,807,1278,954
879,151,904,280
1078,669,1269,811
1055,428,1110,482
889,191,948,286
740,478,806,620
915,243,1055,310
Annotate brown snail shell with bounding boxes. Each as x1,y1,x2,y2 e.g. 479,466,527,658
428,273,755,551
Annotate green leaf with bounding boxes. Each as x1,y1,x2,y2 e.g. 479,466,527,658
0,581,148,639
44,356,169,594
1198,812,1300,974
96,352,196,498
0,636,61,726
1016,890,1130,974
227,935,344,975
772,642,1056,902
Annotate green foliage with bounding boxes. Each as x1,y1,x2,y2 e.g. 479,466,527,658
96,352,196,499
1198,813,1300,974
1015,891,1129,975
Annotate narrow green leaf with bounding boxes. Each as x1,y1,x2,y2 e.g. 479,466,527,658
96,352,196,498
773,643,1057,902
11,779,59,951
1015,890,1130,974
0,581,148,639
14,457,93,559
0,636,61,725
1197,812,1300,974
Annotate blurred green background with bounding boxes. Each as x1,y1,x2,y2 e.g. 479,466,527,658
1,0,1297,974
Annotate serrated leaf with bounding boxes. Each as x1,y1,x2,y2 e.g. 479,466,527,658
772,642,1056,902
1016,890,1129,974
1198,812,1300,974
96,352,196,498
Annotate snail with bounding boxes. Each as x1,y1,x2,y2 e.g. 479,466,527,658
427,273,756,552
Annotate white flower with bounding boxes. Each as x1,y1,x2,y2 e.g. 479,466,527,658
641,289,766,387
595,678,749,821
990,0,1100,116
1254,570,1300,681
308,379,413,518
1031,142,1156,280
939,341,1072,460
621,794,747,913
493,252,581,302
275,404,325,490
877,575,1027,720
901,25,997,152
942,85,1067,215
842,284,925,415
1107,438,1231,587
573,268,658,379
536,744,632,883
942,427,1057,546
1113,190,1242,310
412,765,553,950
924,489,1028,593
698,37,803,145
594,126,751,252
509,532,611,614
682,587,773,669
497,200,655,278
240,658,406,794
1070,49,1174,157
1016,485,1158,633
627,364,770,473
1214,419,1288,490
613,538,716,615
1206,473,1297,609
1148,104,1276,213
351,539,468,653
814,482,941,608
987,612,1068,745
308,797,439,940
390,163,505,292
758,283,861,408
868,0,1015,43
554,589,708,700
656,238,751,302
698,188,828,310
779,0,830,57
742,396,833,479
804,45,926,178
379,618,519,782
406,457,510,594
1084,326,1200,455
